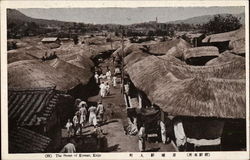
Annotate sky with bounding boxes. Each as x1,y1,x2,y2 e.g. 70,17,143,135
18,7,244,25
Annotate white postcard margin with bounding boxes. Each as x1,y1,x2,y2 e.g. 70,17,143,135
1,1,249,160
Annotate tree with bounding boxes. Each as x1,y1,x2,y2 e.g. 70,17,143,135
202,14,241,34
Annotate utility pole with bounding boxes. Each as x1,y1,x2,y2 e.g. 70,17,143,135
110,34,113,49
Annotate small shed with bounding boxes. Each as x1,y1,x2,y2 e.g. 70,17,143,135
41,37,60,44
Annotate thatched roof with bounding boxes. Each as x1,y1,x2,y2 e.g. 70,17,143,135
206,51,245,66
126,55,245,118
8,60,80,91
8,49,35,64
228,38,245,55
66,54,94,70
124,50,150,68
165,46,184,59
183,46,219,60
45,58,93,85
202,27,245,43
112,43,146,58
146,38,191,55
153,77,245,118
113,38,190,60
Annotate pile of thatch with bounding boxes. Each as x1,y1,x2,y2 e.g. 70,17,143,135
126,55,245,118
45,58,93,85
183,46,219,60
206,51,245,66
8,60,80,91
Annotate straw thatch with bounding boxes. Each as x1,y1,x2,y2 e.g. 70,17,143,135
183,46,219,60
228,38,245,55
147,38,191,55
126,55,245,118
165,46,184,59
153,77,245,118
124,50,150,68
8,60,80,91
113,43,146,58
45,58,93,85
206,51,245,66
65,54,94,70
8,49,35,64
202,27,245,43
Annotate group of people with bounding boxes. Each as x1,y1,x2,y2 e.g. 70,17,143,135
65,99,105,137
94,67,119,98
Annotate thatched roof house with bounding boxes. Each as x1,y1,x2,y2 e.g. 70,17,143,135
202,27,244,43
124,50,150,68
202,27,245,54
8,60,80,91
183,46,219,65
126,55,245,119
45,58,93,86
146,38,191,55
184,46,219,60
112,43,146,58
64,54,94,70
8,49,34,64
206,51,245,66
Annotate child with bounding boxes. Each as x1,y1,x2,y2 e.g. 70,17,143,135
65,119,73,137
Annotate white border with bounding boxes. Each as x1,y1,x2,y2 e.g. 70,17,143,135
1,1,249,160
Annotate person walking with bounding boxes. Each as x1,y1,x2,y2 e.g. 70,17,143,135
112,76,117,88
79,104,88,127
105,82,110,96
160,120,167,144
94,72,99,84
72,112,80,135
124,82,130,95
96,101,105,123
99,82,106,98
106,69,112,80
60,138,76,153
88,105,97,126
138,124,146,152
65,119,74,137
114,67,121,76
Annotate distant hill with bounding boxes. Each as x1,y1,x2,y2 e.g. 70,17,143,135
168,13,245,25
7,9,69,26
